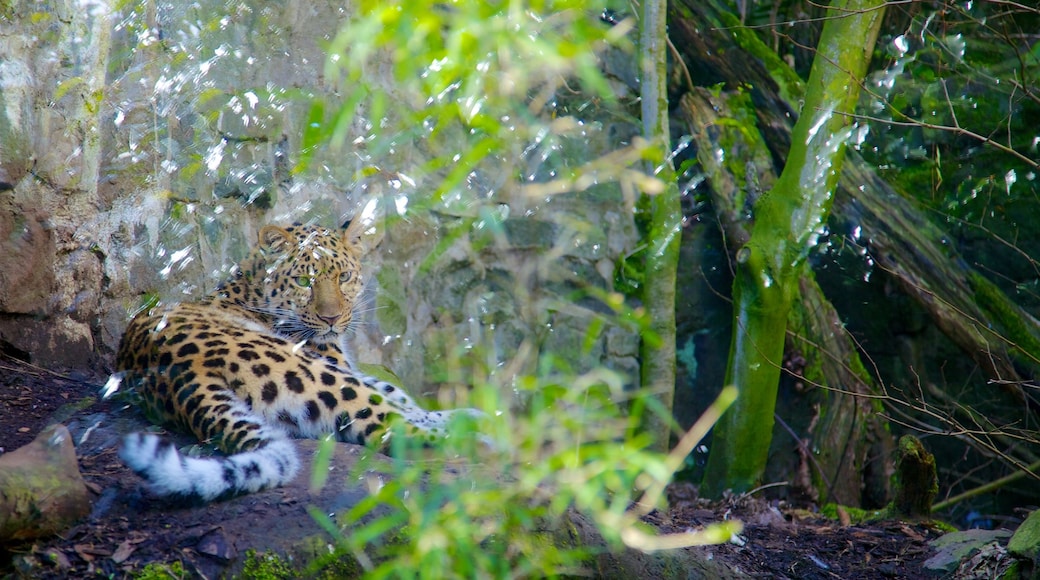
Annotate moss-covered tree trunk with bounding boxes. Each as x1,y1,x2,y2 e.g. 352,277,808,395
638,0,681,451
671,0,1040,502
700,0,886,496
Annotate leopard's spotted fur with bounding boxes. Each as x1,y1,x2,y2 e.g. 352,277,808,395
115,222,476,501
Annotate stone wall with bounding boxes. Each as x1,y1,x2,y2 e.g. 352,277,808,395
0,0,111,367
0,0,641,398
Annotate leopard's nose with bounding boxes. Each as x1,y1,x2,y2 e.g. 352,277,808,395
318,313,341,325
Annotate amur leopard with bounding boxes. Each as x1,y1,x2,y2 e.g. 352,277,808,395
114,221,478,502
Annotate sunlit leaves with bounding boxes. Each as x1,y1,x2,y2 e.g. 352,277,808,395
314,0,629,197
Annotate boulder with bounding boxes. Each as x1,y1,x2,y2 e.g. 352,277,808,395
0,424,91,542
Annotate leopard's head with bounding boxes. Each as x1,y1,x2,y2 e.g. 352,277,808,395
229,221,366,345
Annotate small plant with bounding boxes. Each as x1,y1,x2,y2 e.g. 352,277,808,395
307,357,738,578
134,560,186,580
240,549,294,580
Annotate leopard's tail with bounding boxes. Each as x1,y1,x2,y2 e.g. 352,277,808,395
119,432,300,502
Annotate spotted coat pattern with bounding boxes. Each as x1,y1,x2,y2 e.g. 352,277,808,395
115,222,474,502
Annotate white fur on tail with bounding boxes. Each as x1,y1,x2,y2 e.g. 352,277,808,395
119,433,300,502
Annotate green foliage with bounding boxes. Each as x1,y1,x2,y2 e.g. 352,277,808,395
819,503,887,524
133,560,186,580
240,549,295,580
310,362,736,577
290,0,740,575
307,0,639,200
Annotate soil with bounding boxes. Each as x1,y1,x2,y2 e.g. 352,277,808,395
0,355,984,579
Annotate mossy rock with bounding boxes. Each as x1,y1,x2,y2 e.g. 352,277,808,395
1008,509,1040,570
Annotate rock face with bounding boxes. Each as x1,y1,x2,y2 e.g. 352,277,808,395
0,1,110,368
0,424,91,542
0,1,640,401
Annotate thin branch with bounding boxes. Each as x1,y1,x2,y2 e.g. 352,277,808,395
843,111,1040,170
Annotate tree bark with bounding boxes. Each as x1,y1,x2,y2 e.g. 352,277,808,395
678,89,893,506
639,0,682,451
696,0,886,496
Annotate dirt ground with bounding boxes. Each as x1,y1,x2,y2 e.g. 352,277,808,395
0,355,972,578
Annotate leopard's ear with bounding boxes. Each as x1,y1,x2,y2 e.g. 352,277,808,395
258,225,293,254
341,217,365,249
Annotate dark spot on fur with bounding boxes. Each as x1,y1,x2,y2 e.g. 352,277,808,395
305,400,320,422
277,410,299,428
222,465,237,485
238,349,260,361
232,419,254,432
261,381,278,403
320,372,336,386
335,414,352,437
175,383,199,406
264,351,286,363
317,390,337,410
285,371,304,393
251,363,271,377
176,342,200,357
341,386,357,401
243,461,261,478
355,407,373,420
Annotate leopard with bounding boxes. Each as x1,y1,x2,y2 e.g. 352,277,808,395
113,220,479,502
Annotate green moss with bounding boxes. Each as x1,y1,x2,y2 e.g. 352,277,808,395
1007,509,1040,561
969,270,1040,370
893,435,938,517
290,533,367,578
49,396,98,423
134,560,186,580
999,560,1022,580
240,549,294,580
709,7,805,106
241,548,364,580
820,502,889,524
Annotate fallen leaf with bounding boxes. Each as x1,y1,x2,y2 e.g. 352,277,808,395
111,540,135,564
73,544,111,561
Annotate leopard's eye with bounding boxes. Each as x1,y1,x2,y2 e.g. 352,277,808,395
294,276,312,288
339,272,353,283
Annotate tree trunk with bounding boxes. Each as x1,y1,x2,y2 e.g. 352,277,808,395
695,0,886,496
677,89,892,507
639,0,682,451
